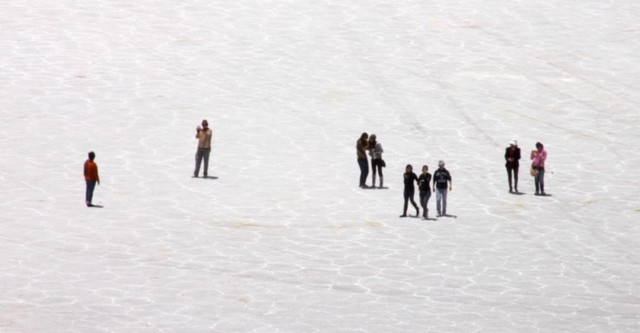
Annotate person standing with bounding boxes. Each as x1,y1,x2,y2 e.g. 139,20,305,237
531,142,547,195
356,132,370,188
84,151,100,207
194,119,212,178
505,140,521,193
400,164,420,217
418,165,432,219
432,160,452,216
368,134,384,188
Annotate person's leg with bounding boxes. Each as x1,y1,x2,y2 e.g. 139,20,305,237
442,189,448,215
436,189,443,216
420,191,427,213
514,166,519,192
401,190,409,217
506,165,513,192
538,167,545,194
358,158,368,187
378,161,384,188
409,189,419,216
203,149,211,177
371,160,377,187
194,149,204,177
424,192,431,218
85,180,96,206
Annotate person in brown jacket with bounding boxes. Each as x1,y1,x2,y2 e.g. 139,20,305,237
194,119,213,178
84,151,100,207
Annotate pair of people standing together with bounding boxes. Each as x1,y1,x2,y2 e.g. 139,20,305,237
356,132,385,188
401,161,452,219
504,140,547,195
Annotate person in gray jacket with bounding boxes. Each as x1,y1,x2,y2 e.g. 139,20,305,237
368,134,384,188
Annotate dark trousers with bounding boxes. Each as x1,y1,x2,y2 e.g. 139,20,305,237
85,180,96,204
419,190,431,216
194,148,211,177
371,158,383,185
357,158,369,186
506,165,519,191
403,188,419,215
534,167,545,193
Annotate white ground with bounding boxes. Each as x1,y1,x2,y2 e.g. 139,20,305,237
1,0,639,332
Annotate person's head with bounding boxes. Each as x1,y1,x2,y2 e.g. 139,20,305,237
360,132,368,141
369,134,377,142
536,142,543,150
88,151,96,160
201,119,209,128
406,164,413,172
422,165,429,173
438,160,445,168
510,140,517,147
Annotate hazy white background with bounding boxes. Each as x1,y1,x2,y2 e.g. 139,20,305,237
1,0,639,332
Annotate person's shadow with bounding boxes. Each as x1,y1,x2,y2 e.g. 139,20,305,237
88,204,104,208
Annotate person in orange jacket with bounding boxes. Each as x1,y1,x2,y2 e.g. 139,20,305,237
84,151,100,207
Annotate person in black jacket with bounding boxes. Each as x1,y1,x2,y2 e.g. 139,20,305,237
418,165,432,219
401,164,420,217
505,140,521,193
432,160,452,217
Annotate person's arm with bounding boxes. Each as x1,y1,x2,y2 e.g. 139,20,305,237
96,164,100,185
432,172,437,192
84,161,88,177
448,172,452,191
195,126,202,139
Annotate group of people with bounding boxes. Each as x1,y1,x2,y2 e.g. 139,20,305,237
356,132,385,188
504,140,548,196
400,161,452,219
82,119,214,207
354,134,549,220
355,132,453,219
82,125,548,213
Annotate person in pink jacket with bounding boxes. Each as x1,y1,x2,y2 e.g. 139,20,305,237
530,142,547,195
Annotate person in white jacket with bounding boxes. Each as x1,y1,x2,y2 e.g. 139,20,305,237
368,134,384,188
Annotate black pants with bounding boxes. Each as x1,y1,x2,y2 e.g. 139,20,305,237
357,158,369,186
371,158,383,185
506,165,519,190
419,190,431,216
403,188,418,214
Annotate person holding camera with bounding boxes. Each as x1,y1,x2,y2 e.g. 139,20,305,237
193,119,212,178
